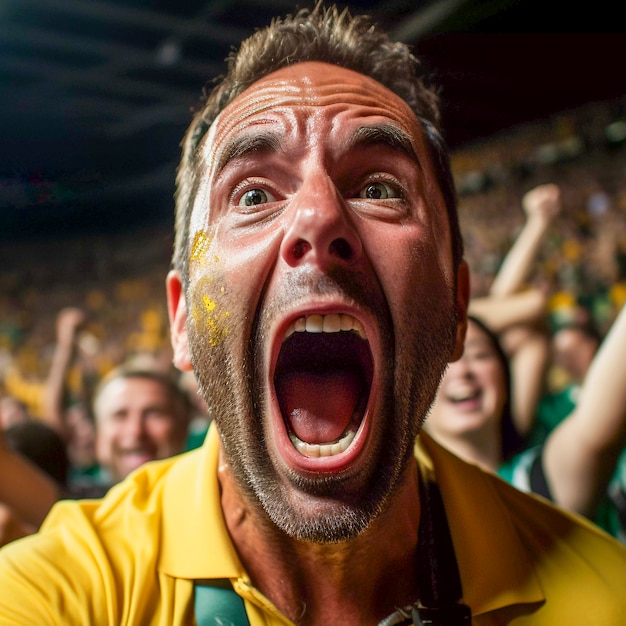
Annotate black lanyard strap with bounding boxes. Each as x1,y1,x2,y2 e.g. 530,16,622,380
411,471,472,625
378,470,472,626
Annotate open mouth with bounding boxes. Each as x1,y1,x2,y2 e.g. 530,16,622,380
119,448,155,473
274,313,373,459
447,386,481,403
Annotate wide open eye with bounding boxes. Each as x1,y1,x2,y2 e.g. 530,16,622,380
238,188,277,207
359,181,400,200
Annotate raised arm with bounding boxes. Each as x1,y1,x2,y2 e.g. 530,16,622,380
41,308,86,438
489,183,561,297
469,288,546,335
469,183,561,330
543,302,626,517
468,185,561,437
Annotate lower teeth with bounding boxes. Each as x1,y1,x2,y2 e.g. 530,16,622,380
290,429,356,458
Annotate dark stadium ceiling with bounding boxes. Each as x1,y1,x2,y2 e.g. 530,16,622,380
0,0,624,240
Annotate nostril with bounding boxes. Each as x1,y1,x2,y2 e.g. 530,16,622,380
292,240,311,260
330,238,353,261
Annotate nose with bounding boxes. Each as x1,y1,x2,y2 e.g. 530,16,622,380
124,412,147,440
280,174,363,270
448,353,474,378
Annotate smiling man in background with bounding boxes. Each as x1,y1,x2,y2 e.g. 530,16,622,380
91,365,192,486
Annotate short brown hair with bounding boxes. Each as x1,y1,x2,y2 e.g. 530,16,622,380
93,364,191,425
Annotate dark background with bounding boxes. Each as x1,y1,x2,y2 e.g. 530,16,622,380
1,0,624,240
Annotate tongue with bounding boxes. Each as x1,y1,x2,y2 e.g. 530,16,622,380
277,370,360,444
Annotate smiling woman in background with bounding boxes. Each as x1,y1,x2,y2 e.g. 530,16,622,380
425,302,626,543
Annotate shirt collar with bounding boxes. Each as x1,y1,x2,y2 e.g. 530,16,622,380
159,423,244,580
159,423,545,614
417,432,545,615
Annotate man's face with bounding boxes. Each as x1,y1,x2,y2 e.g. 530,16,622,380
95,377,189,483
171,61,467,541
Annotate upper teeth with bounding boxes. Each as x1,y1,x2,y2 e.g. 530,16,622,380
285,313,366,340
448,387,478,402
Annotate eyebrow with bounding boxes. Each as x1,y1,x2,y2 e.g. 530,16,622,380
214,131,283,177
347,124,420,165
212,122,419,177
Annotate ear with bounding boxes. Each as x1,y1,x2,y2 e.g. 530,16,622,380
166,269,193,372
450,260,470,362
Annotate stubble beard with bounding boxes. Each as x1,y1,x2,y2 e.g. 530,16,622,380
188,277,458,544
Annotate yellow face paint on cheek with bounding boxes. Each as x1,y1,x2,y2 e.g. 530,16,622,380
190,230,213,263
190,228,222,274
190,281,231,348
189,221,232,353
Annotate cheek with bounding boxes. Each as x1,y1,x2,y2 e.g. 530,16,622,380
481,364,508,405
380,238,454,324
95,427,113,459
146,419,175,442
188,230,233,347
188,272,234,349
430,382,448,411
97,421,116,441
188,228,281,344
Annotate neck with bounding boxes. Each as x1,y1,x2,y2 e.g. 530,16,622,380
219,450,422,626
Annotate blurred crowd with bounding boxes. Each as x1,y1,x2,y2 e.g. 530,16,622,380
456,98,626,327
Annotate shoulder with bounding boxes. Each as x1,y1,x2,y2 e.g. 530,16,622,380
417,433,626,621
481,454,626,610
0,451,198,624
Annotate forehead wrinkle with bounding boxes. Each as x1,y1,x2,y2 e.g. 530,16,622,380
347,123,421,168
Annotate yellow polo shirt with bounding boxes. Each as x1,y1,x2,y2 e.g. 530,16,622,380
0,425,625,624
